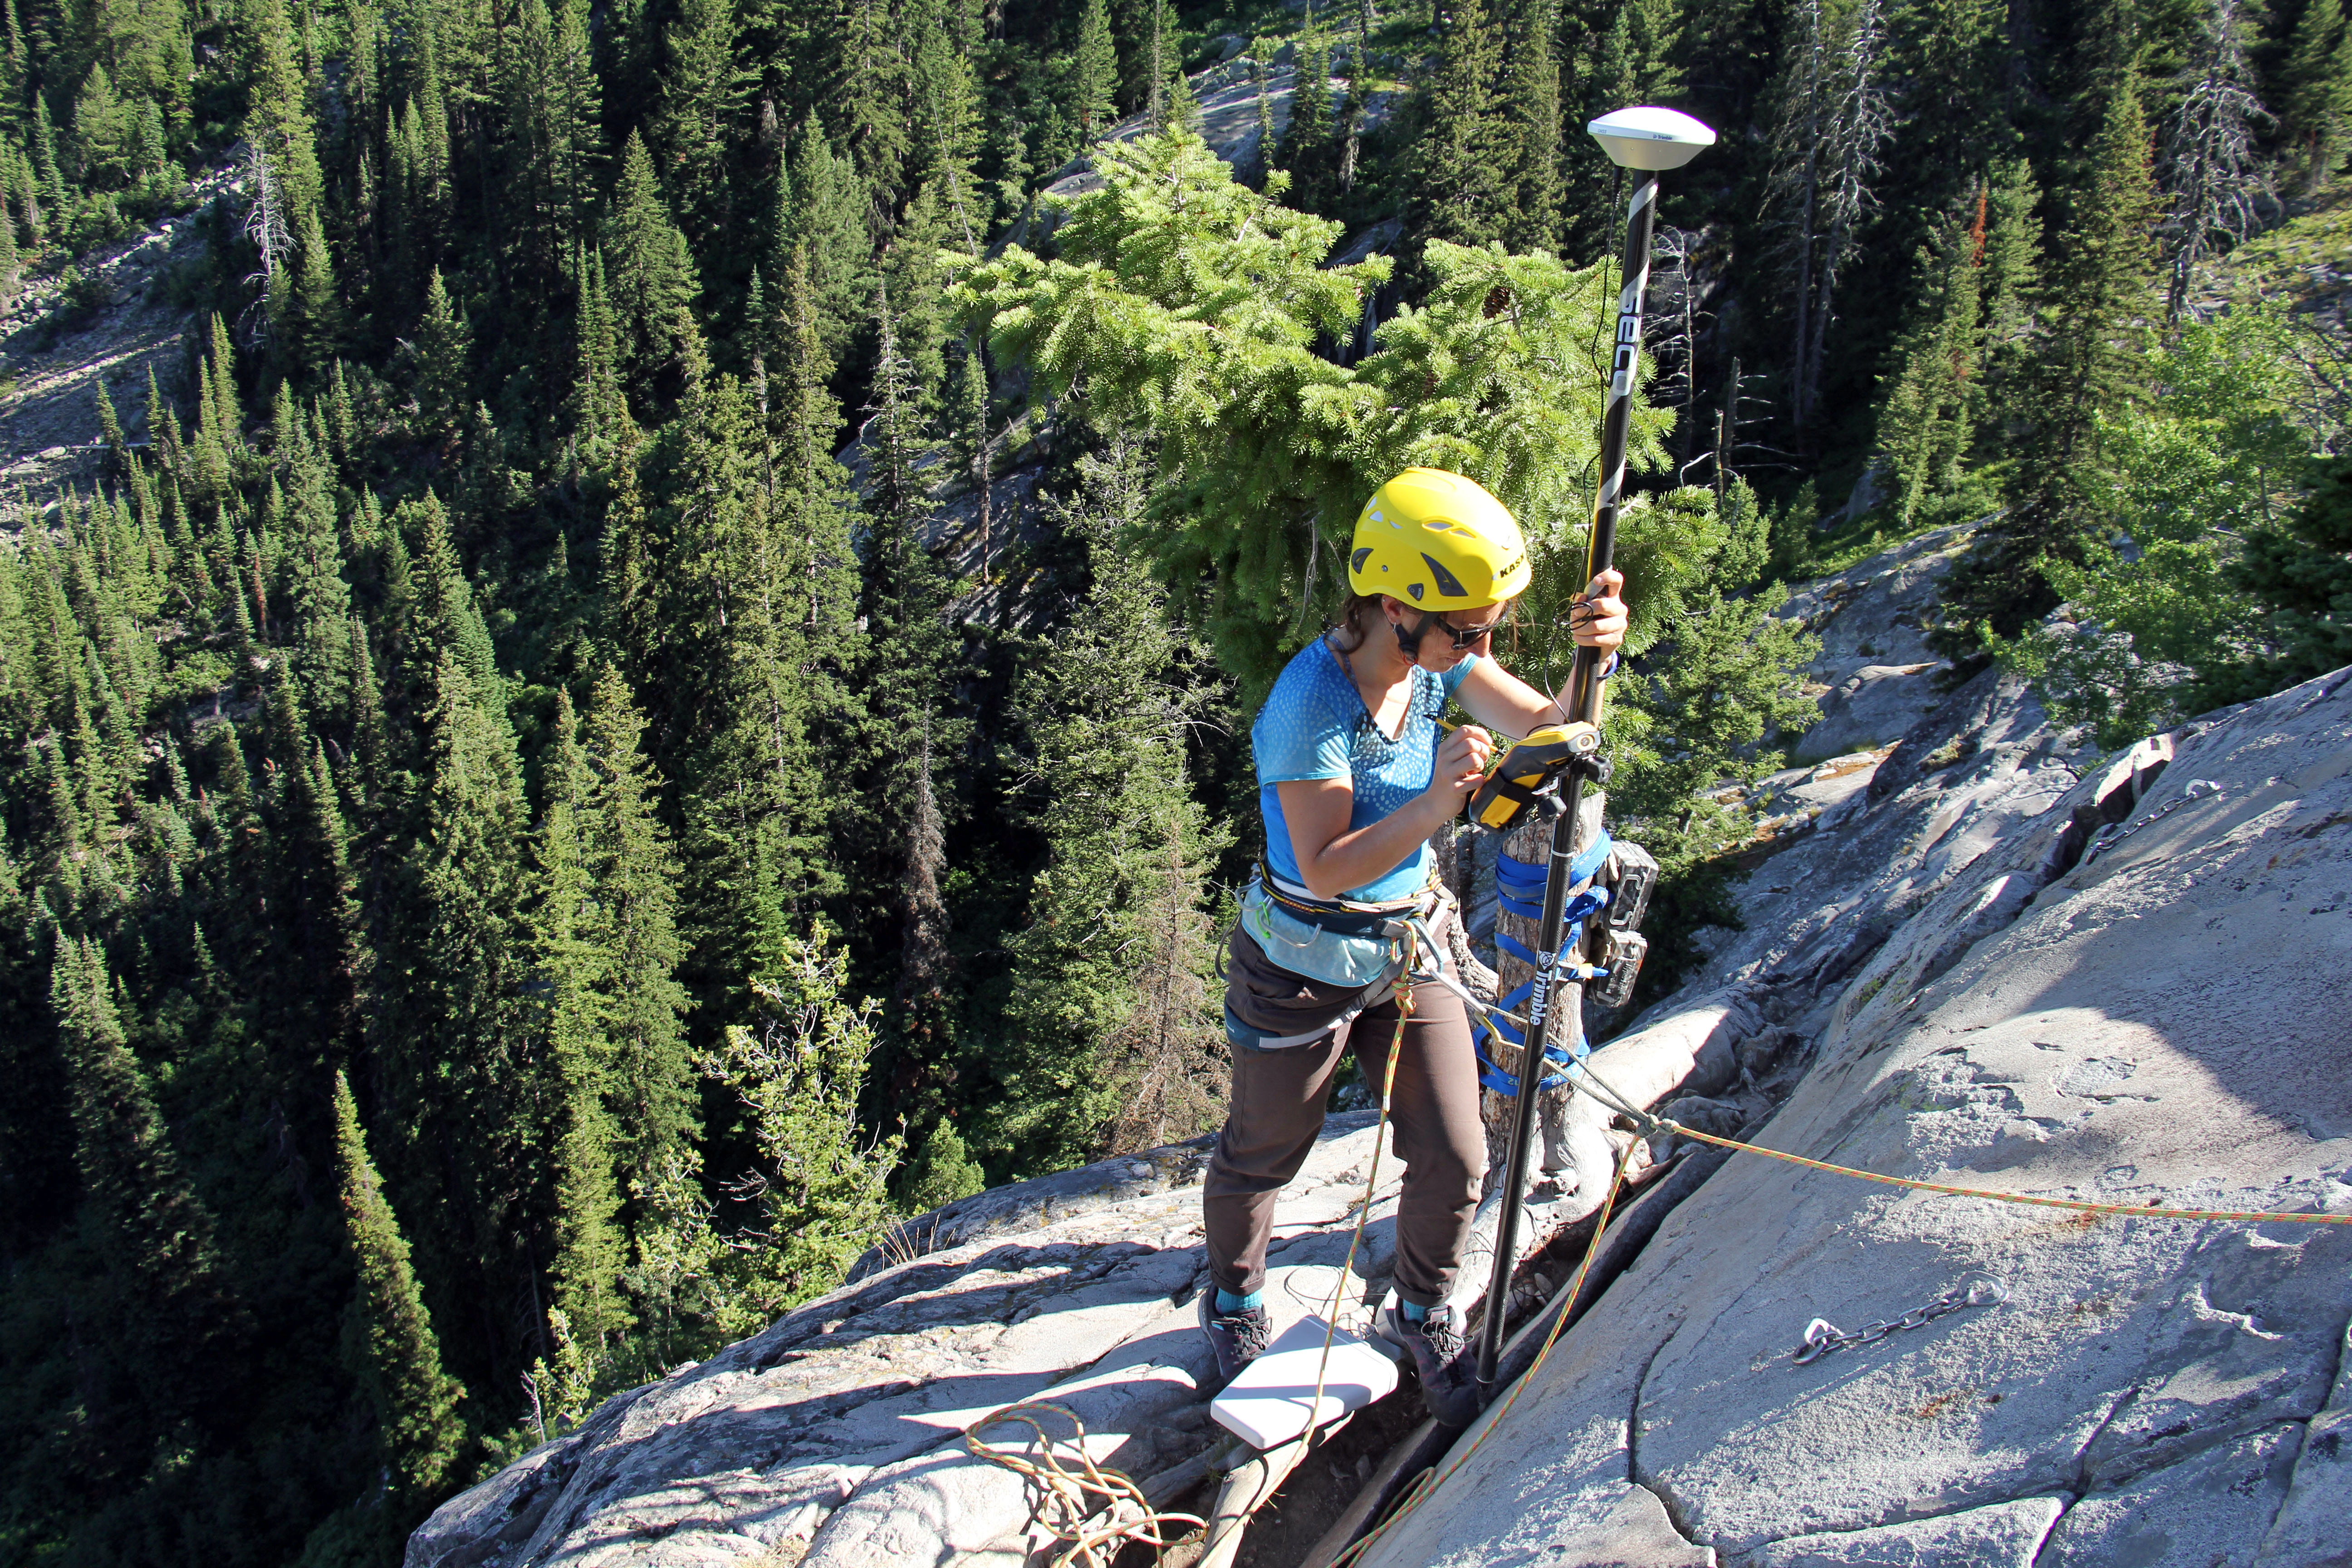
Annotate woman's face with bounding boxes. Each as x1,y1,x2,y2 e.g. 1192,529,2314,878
1381,597,1507,672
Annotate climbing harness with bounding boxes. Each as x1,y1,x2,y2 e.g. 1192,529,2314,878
1787,1276,2010,1366
962,1401,1205,1567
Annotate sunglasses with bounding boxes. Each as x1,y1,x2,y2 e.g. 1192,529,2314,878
1420,610,1511,650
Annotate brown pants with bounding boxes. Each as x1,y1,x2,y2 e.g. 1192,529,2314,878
1204,919,1486,1309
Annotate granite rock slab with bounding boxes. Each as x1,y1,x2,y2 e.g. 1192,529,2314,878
1357,668,2352,1566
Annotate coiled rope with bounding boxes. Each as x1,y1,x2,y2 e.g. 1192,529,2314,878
962,1402,1205,1567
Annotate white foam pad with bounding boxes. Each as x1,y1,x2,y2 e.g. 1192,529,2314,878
1209,1314,1400,1451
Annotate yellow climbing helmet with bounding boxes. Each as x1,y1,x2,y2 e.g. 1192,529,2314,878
1347,468,1531,609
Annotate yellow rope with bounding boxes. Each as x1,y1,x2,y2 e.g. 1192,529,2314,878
962,1401,1206,1567
1305,928,1416,1443
1660,1122,2352,1226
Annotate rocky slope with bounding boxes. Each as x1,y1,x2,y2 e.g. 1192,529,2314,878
407,1117,1395,1566
1351,661,2352,1567
0,166,234,497
410,524,2352,1568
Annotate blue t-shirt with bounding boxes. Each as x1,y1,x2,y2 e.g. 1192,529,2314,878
1254,639,1479,902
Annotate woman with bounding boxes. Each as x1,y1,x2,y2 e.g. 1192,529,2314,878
1199,468,1629,1426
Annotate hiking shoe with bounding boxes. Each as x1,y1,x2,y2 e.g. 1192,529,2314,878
1197,1289,1273,1384
1381,1300,1481,1427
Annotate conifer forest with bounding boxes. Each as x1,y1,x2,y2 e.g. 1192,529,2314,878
0,0,2345,1556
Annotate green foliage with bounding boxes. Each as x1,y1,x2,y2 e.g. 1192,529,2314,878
957,128,1666,697
2225,452,2352,693
1991,309,2334,744
703,929,902,1327
1872,190,1984,527
900,1119,986,1211
1070,0,1120,141
55,936,249,1389
331,1071,468,1506
990,434,1231,1176
604,130,701,378
1415,0,1513,248
2282,0,2350,183
1939,68,2162,647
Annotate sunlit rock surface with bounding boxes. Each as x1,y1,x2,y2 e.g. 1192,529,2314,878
1354,666,2352,1568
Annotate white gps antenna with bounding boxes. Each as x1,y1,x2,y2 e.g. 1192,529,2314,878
1585,105,1718,171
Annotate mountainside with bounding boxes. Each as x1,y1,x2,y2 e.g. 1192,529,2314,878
410,488,2352,1565
6,0,2349,1559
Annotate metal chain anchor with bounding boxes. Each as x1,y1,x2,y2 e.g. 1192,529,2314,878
1788,1275,2009,1367
2082,780,2225,865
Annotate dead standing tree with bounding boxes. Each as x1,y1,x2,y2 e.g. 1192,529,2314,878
1768,0,1893,437
2161,0,2273,322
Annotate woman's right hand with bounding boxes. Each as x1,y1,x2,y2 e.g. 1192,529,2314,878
1424,725,1494,820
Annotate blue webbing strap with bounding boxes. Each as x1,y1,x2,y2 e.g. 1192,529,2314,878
1494,831,1614,920
1473,833,1617,1096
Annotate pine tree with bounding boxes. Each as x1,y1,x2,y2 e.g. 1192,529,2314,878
495,0,602,296
409,267,471,439
860,280,960,769
2213,453,2352,699
839,0,914,204
2282,0,2348,185
369,643,535,1374
258,665,363,1073
784,118,872,375
906,0,985,250
1504,0,1563,251
709,930,900,1318
534,688,629,1347
580,663,694,1188
992,437,1230,1173
1281,29,1337,211
1971,156,2041,432
1870,189,1984,525
892,709,954,1061
331,1070,467,1502
1416,0,1513,247
1940,62,2161,645
900,1118,985,1210
32,90,66,219
54,936,249,1419
246,0,324,233
655,0,745,258
1071,0,1121,141
958,130,1620,691
603,130,701,377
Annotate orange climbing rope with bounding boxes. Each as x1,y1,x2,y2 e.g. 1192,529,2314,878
1578,1064,2352,1228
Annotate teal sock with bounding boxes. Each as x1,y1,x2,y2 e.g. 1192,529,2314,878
1215,1289,1262,1314
1401,1299,1430,1323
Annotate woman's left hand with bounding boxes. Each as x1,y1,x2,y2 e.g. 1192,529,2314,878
1569,568,1629,653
